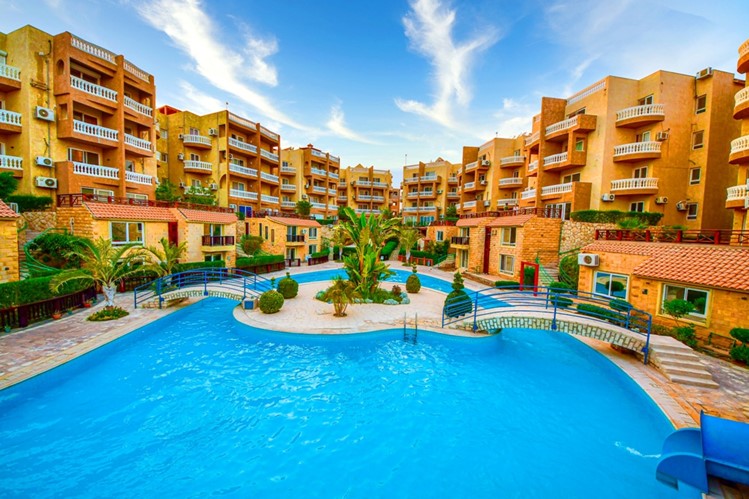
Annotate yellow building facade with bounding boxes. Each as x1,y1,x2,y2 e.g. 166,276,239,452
279,144,340,219
337,165,394,215
728,38,749,232
401,158,459,224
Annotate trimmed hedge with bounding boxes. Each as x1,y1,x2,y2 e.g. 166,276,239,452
381,240,398,259
729,327,749,344
444,290,472,317
258,289,284,314
570,210,663,226
576,303,623,325
406,269,421,293
6,194,53,212
0,276,90,309
277,272,299,299
495,280,519,288
398,249,439,261
175,260,225,273
235,255,285,268
309,250,329,259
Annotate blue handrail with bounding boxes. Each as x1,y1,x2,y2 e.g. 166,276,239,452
133,267,273,309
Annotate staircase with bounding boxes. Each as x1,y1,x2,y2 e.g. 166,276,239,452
650,339,719,389
388,243,401,261
438,254,455,270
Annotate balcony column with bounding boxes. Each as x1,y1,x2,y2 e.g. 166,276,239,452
113,54,127,198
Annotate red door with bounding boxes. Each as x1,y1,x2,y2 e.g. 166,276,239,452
168,222,178,246
483,227,492,274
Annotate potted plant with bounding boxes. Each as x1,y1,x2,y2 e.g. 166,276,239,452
83,299,93,308
51,310,63,320
3,324,10,334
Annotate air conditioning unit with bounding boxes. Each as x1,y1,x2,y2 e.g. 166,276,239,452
480,180,487,185
208,128,218,136
179,181,187,188
209,183,218,191
655,131,669,141
34,106,55,121
301,194,308,200
35,156,53,167
483,200,490,207
578,253,600,267
676,201,687,211
8,202,19,213
35,176,58,189
655,196,669,205
695,67,713,79
601,193,615,202
178,133,185,139
177,153,184,161
481,160,491,166
228,154,234,160
745,196,749,210
437,189,443,194
229,204,237,210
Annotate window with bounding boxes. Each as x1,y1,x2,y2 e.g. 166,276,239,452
690,167,701,185
568,107,586,118
309,245,317,255
686,203,698,220
126,193,148,202
593,272,628,299
633,166,648,179
231,158,245,167
309,228,318,239
499,254,514,275
189,127,199,135
204,224,223,236
640,131,651,142
662,285,709,319
638,95,654,105
70,65,99,84
630,201,644,212
271,229,274,244
575,138,585,151
501,227,517,246
190,153,200,161
693,130,704,149
73,111,98,125
204,254,222,262
68,148,100,165
110,222,143,245
231,181,245,191
436,230,444,242
125,160,134,172
695,94,707,114
264,226,269,240
191,179,201,188
161,152,168,162
82,187,114,201
562,172,581,184
161,130,168,139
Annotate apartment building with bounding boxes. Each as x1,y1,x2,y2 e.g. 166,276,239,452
279,144,340,219
0,26,157,203
401,158,459,225
156,106,281,215
388,187,401,214
337,165,393,215
728,38,749,231
518,69,742,228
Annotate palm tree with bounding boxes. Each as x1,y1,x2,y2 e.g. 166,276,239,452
141,238,187,277
49,237,149,308
321,276,360,317
398,227,420,264
330,225,348,260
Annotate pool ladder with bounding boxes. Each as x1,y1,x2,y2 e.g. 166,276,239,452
403,313,418,344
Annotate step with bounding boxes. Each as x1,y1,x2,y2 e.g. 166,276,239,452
668,374,719,389
659,358,706,370
651,342,697,354
660,365,715,381
654,350,701,362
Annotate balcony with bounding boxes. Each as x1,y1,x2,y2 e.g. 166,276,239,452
281,201,296,209
447,176,458,184
0,63,21,92
464,181,476,191
328,204,338,210
73,162,119,180
260,172,279,183
738,38,749,74
403,178,419,185
260,126,279,141
185,160,214,173
260,149,279,162
181,134,212,148
311,202,326,209
729,136,749,164
125,171,153,185
615,104,665,128
497,198,518,207
420,175,439,182
280,183,296,192
543,150,586,171
229,163,257,178
326,188,336,196
124,96,152,118
357,193,373,201
261,194,279,204
0,155,23,171
329,155,340,163
462,200,477,209
726,184,748,209
311,149,327,159
280,165,296,176
124,134,152,153
451,236,470,246
201,235,235,247
540,182,573,199
447,191,459,199
124,59,151,83
228,113,256,131
338,181,347,188
521,189,537,200
313,185,327,194
228,137,257,154
498,177,523,189
527,160,539,175
524,131,540,147
73,120,118,144
338,195,347,201
310,167,327,177
544,114,597,141
610,177,659,195
354,179,372,186
229,189,258,201
70,75,117,103
328,171,339,180
70,34,116,64
0,109,22,133
371,181,389,188
500,156,525,168
372,195,385,202
613,141,662,162
286,234,305,244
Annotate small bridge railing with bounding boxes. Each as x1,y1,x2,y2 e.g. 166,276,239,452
442,285,652,363
134,268,273,308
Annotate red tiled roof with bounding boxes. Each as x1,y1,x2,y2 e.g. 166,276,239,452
487,214,535,227
582,240,749,292
0,200,20,219
456,217,495,227
84,202,177,222
179,209,237,224
266,216,321,228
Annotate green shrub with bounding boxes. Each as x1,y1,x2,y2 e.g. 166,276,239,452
570,210,663,226
729,345,749,364
277,272,299,299
559,254,579,290
240,234,264,255
406,267,421,293
651,324,672,336
87,306,129,322
609,298,633,312
235,254,285,269
309,250,329,259
372,287,401,304
6,194,53,212
523,267,536,286
391,284,402,296
674,325,698,348
444,290,472,317
554,296,574,308
0,276,90,309
28,232,87,270
729,327,749,344
397,249,439,261
381,240,398,259
548,281,571,293
495,280,519,288
576,303,622,325
258,289,284,314
174,260,225,273
617,217,648,230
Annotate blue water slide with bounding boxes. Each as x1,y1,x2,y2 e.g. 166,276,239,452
656,412,749,492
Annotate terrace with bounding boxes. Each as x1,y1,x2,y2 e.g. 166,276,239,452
594,228,749,246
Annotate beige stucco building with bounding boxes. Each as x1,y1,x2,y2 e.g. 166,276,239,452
401,158,460,225
279,144,340,219
728,38,749,232
337,165,394,215
244,216,322,261
0,200,20,283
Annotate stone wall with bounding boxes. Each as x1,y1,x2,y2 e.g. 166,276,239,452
0,219,20,283
559,220,617,253
22,211,57,233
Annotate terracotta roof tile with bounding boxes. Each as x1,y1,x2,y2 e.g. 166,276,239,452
487,214,535,227
266,216,321,228
84,202,177,222
179,209,237,224
456,217,495,227
0,200,20,219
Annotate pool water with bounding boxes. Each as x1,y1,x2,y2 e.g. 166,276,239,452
0,296,692,498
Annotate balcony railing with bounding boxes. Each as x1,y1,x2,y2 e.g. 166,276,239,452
73,162,119,179
0,155,23,170
0,63,21,81
280,165,296,174
311,202,326,209
313,186,327,194
499,177,523,186
261,194,279,203
524,131,540,146
123,96,153,117
372,195,385,202
338,195,347,201
286,234,305,243
125,171,153,185
613,141,661,156
497,198,518,206
727,184,748,202
420,175,438,182
545,116,579,136
280,183,296,191
464,181,476,189
0,109,22,127
543,152,568,166
229,163,257,177
451,236,470,245
465,161,478,170
448,176,458,184
281,201,296,209
260,172,279,183
330,155,340,163
202,235,235,246
541,183,573,196
74,120,118,141
500,156,525,166
372,181,388,188
328,171,339,180
521,189,537,200
182,134,211,146
528,160,538,173
616,104,665,122
730,136,749,156
311,167,327,176
124,60,150,82
311,149,326,159
124,134,152,151
328,188,337,195
260,126,279,141
229,189,258,200
736,87,749,109
260,149,279,162
595,228,748,246
229,137,257,154
403,178,419,185
610,177,659,191
462,200,477,208
328,204,338,210
186,160,214,172
447,191,459,198
228,113,255,130
71,35,115,63
71,75,117,102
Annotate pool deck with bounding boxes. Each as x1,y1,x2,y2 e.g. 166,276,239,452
1,261,748,429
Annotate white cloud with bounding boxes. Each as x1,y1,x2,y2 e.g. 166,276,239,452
326,104,379,145
395,0,498,128
171,81,224,115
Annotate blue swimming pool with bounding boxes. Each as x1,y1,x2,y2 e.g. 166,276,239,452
0,297,692,498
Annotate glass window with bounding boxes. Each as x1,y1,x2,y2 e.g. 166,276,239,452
662,285,708,318
110,222,144,245
638,95,654,105
690,168,701,185
309,245,317,255
695,94,707,114
693,130,704,149
686,203,698,220
633,166,648,179
501,227,517,246
499,254,514,275
308,228,318,239
82,187,114,201
641,131,651,142
68,148,100,165
436,230,444,242
575,138,585,151
593,271,628,299
204,253,222,262
630,201,645,212
562,172,581,183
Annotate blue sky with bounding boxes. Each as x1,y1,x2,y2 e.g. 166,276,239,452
3,0,748,182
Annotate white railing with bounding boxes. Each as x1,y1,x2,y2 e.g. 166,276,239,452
260,149,279,162
230,189,258,200
528,160,538,173
402,207,420,213
740,39,749,58
611,177,659,191
259,126,279,141
311,167,327,176
544,152,568,166
462,200,477,209
182,134,211,146
0,109,22,127
541,183,573,196
616,104,665,122
280,165,296,174
228,113,256,129
735,87,749,109
229,163,257,177
524,131,540,146
727,185,748,202
355,180,372,186
420,175,438,181
407,191,419,198
74,120,118,141
313,186,327,194
329,155,340,163
613,141,662,156
124,96,153,117
261,194,279,203
0,155,23,170
311,149,326,159
328,188,337,195
499,177,523,186
447,176,458,183
0,63,21,81
372,195,385,202
403,178,419,184
260,171,279,183
70,76,117,102
338,181,347,187
545,116,578,136
71,35,115,63
567,79,606,105
500,156,525,166
73,162,119,179
464,161,478,170
338,195,347,201
124,134,152,151
328,204,338,210
497,198,518,206
521,189,537,200
464,181,476,189
731,136,749,155
280,184,296,191
311,202,326,209
328,171,339,180
447,191,459,197
185,160,214,172
124,60,150,82
358,194,373,200
418,190,434,196
228,137,258,154
125,171,152,185
371,181,388,188
281,201,296,209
